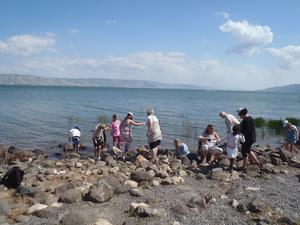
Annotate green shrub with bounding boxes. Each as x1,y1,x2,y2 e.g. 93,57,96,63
286,117,300,126
254,117,266,128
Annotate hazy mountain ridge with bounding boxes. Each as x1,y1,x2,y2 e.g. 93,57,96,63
263,84,300,93
0,74,203,89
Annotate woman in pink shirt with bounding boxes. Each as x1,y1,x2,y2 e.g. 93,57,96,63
109,114,121,148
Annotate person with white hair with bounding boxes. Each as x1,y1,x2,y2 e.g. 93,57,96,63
219,111,240,133
283,120,299,153
146,108,162,162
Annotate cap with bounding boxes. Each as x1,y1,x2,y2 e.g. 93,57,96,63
283,120,289,127
127,112,134,117
237,108,247,116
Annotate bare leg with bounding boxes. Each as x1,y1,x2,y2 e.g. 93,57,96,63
151,147,158,162
243,156,247,170
229,158,234,173
200,150,208,164
249,151,259,165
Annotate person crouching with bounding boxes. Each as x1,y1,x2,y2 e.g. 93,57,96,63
174,139,200,165
92,124,108,160
68,126,81,153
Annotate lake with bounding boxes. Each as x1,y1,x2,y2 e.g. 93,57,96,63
0,85,299,154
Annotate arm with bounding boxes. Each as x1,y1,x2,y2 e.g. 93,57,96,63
213,132,221,143
130,119,145,126
147,117,152,137
239,134,245,143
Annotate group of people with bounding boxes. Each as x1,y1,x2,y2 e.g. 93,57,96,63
68,107,299,173
68,108,163,162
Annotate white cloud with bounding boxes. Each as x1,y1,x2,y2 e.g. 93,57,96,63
70,29,79,34
216,11,230,19
219,19,273,55
0,33,56,56
1,51,297,90
267,45,300,69
105,19,118,25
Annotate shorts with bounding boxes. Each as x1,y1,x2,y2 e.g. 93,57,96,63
227,147,238,159
72,137,80,146
201,144,223,154
93,138,105,148
241,141,253,158
149,139,161,149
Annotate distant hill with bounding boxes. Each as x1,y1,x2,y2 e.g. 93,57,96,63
263,84,300,93
0,74,203,89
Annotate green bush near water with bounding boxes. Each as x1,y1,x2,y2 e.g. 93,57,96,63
254,117,300,135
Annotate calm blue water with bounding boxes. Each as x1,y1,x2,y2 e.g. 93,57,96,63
0,85,299,153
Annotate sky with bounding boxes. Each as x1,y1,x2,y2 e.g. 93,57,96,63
0,0,300,90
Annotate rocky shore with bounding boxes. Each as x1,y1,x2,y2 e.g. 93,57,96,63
0,144,299,225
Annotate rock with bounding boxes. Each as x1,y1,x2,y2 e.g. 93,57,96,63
245,187,260,191
171,203,190,215
186,197,206,209
15,215,30,223
69,152,81,158
219,158,231,167
112,146,122,156
261,163,275,173
101,175,122,192
246,165,261,177
124,180,138,188
156,169,169,178
16,186,36,198
248,198,268,213
209,168,230,181
279,150,292,163
96,160,107,167
277,216,297,225
130,188,144,197
257,155,271,165
55,161,65,167
170,176,184,185
33,207,60,220
196,173,206,180
271,157,282,166
229,199,239,210
85,180,114,203
0,200,11,215
27,203,48,214
59,188,82,203
130,168,155,182
135,155,150,168
60,210,113,225
129,202,163,218
170,159,182,171
75,161,83,168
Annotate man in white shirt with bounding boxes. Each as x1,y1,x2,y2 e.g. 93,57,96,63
68,126,81,153
219,112,240,133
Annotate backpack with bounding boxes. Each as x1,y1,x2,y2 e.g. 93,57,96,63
0,166,24,189
97,129,106,143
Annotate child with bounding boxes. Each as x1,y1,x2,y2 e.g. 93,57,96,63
226,125,245,173
109,114,121,148
174,139,200,164
92,123,108,160
68,126,81,153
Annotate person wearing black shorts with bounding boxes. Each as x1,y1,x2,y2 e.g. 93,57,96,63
238,108,259,171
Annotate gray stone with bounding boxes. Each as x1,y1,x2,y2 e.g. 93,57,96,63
279,150,292,163
60,210,112,225
261,163,275,173
271,157,282,166
59,188,82,203
248,198,268,213
130,188,144,197
171,203,190,215
85,180,114,203
130,168,155,182
170,159,182,171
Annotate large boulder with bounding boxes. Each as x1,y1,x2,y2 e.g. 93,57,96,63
85,180,114,203
130,168,155,182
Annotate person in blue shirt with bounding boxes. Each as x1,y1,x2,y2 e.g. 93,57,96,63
174,139,200,164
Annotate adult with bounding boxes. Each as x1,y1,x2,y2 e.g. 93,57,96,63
198,124,223,165
237,108,259,170
174,139,200,164
146,108,162,162
120,112,145,158
283,120,299,153
219,112,240,133
68,126,81,153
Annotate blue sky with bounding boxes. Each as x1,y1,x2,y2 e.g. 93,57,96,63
0,0,300,90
